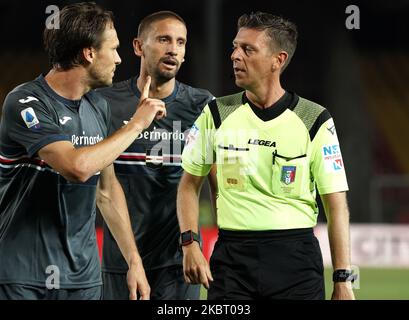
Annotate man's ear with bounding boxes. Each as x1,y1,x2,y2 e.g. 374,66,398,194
83,47,95,64
271,51,288,72
133,38,143,57
277,51,288,69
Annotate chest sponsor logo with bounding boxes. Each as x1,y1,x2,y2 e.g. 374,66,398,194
248,139,276,148
19,96,39,104
322,144,344,171
281,165,296,185
59,116,72,125
136,125,186,142
71,131,104,146
20,107,41,129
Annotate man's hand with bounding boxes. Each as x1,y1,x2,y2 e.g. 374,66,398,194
182,242,213,289
131,76,167,130
331,282,355,300
126,258,151,300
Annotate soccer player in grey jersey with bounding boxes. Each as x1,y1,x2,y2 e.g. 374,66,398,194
0,3,166,300
98,11,214,300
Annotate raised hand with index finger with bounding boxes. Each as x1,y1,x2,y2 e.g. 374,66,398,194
130,76,167,130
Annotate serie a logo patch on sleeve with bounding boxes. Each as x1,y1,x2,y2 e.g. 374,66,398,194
322,144,344,172
20,107,41,129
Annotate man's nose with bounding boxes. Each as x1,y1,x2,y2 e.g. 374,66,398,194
167,41,178,55
231,48,240,61
115,51,122,65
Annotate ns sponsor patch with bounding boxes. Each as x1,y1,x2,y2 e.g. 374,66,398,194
20,107,41,129
185,124,199,148
322,144,344,172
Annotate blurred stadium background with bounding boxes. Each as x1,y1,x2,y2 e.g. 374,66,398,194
1,0,409,299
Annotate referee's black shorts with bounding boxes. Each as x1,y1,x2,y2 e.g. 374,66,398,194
208,228,325,300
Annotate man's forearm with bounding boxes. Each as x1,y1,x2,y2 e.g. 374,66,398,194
38,78,166,183
38,120,145,183
72,121,144,181
322,192,352,270
97,175,140,266
177,173,204,233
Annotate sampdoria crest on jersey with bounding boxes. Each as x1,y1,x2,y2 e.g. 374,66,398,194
20,107,41,129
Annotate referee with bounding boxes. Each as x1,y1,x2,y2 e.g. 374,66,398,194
177,12,355,300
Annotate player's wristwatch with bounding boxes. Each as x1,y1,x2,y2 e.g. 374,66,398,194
332,269,357,283
179,230,199,247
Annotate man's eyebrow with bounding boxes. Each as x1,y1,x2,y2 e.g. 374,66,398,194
233,40,252,47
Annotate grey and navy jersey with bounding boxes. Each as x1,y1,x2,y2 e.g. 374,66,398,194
98,77,213,272
0,75,110,288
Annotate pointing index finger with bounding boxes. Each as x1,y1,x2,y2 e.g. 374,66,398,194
140,75,151,101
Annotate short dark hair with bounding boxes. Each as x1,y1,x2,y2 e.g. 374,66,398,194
238,12,298,72
137,11,186,38
43,2,114,70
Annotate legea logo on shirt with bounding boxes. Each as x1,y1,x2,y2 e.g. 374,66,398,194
21,107,41,129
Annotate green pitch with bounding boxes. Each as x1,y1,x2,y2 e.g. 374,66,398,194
200,268,409,299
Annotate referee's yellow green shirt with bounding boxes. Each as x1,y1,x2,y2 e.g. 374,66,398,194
182,92,348,231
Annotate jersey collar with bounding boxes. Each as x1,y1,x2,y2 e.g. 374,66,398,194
37,74,83,109
242,91,299,122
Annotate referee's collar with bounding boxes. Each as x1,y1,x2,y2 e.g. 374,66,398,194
242,91,299,121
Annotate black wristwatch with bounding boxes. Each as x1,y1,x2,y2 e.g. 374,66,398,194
333,269,357,283
179,230,199,247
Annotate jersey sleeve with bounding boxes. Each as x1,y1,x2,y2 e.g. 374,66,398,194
310,117,349,194
182,105,216,176
2,90,70,157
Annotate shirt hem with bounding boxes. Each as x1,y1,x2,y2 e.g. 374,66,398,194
102,262,182,274
181,164,210,177
0,279,102,289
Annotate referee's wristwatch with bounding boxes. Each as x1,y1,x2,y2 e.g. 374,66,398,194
332,269,357,283
179,230,199,247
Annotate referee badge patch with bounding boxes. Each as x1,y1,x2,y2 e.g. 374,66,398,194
281,166,296,185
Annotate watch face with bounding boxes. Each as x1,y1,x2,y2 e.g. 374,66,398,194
333,269,356,282
181,231,193,244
